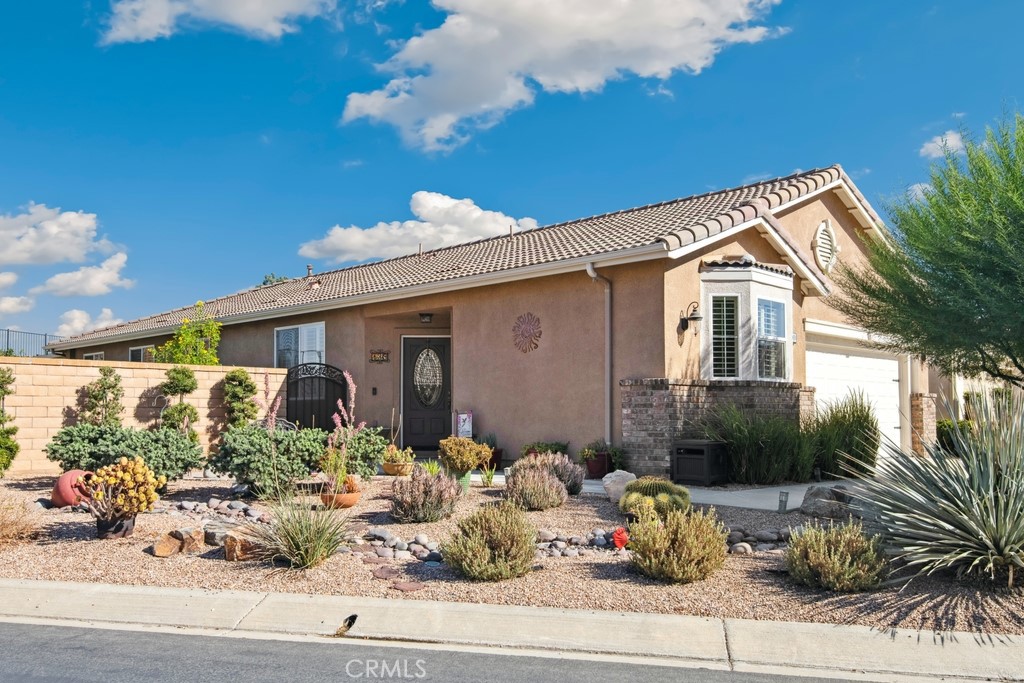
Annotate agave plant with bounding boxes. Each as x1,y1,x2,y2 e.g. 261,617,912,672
846,389,1024,588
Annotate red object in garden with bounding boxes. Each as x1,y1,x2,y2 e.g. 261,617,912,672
51,469,91,508
612,527,629,549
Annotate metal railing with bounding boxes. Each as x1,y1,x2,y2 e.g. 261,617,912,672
0,329,66,357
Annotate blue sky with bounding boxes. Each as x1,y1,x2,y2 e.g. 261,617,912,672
0,1,1019,337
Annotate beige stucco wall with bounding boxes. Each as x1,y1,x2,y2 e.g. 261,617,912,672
1,357,285,475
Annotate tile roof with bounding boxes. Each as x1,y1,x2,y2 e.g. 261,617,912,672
55,164,868,348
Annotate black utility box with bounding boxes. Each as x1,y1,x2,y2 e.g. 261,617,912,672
670,440,729,486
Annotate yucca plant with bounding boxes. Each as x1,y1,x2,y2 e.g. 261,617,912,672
845,390,1024,588
237,490,350,570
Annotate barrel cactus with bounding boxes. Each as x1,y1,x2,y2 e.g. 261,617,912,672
620,477,690,517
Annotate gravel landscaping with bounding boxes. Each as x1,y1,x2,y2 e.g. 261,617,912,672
1,473,1022,636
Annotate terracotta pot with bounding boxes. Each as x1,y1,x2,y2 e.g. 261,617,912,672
96,516,135,539
585,452,611,479
382,462,414,476
321,491,361,509
488,448,504,470
51,469,91,508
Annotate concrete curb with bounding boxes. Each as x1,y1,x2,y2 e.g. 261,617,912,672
0,579,1020,681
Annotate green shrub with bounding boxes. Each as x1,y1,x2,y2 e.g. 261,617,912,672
704,405,813,484
438,436,490,473
43,424,202,482
442,501,536,581
79,367,124,427
812,390,879,478
504,467,567,510
936,418,973,456
785,519,887,592
161,402,200,443
152,301,221,365
390,465,463,523
845,391,1024,588
421,459,443,476
627,502,727,583
346,426,388,479
510,451,585,495
520,441,569,456
209,424,327,492
619,477,691,517
237,494,349,569
223,368,259,427
0,367,18,478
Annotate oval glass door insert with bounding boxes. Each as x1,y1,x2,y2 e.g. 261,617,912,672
413,348,443,407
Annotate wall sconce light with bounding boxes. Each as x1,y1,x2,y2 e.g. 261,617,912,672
419,313,433,324
680,301,702,335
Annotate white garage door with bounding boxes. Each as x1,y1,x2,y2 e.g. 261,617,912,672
805,347,902,448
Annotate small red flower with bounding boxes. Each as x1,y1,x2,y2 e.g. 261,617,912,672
612,527,629,549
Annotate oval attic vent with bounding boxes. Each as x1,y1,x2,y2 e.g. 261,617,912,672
813,220,839,272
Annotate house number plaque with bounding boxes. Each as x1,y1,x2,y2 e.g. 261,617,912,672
369,349,390,364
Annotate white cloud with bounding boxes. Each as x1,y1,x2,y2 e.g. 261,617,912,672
952,111,966,119
298,191,538,263
30,253,135,297
55,308,124,337
0,297,34,316
0,273,16,290
343,0,785,151
908,182,932,201
0,203,112,265
919,130,965,159
102,0,337,44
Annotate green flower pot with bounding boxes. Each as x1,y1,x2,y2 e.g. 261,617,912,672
453,470,472,492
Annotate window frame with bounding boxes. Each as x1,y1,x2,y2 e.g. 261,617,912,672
128,345,155,363
756,297,788,380
273,321,325,369
82,352,105,361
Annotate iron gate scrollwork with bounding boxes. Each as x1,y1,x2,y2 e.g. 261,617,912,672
285,363,349,431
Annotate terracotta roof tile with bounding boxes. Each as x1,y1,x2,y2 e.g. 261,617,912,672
55,165,866,348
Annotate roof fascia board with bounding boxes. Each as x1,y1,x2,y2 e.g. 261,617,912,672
49,243,667,350
772,178,888,244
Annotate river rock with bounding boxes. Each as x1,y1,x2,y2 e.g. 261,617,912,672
730,542,753,555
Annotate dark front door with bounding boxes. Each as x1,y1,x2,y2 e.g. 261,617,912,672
403,337,451,450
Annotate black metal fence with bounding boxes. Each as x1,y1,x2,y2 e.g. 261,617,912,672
0,329,66,357
285,363,349,431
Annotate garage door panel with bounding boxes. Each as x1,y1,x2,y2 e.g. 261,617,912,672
806,348,901,445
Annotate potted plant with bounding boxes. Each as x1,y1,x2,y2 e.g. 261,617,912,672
438,436,491,492
319,437,362,509
382,444,416,476
77,457,165,539
480,433,503,469
580,439,613,479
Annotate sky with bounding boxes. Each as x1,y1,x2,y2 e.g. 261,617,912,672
0,1,1020,337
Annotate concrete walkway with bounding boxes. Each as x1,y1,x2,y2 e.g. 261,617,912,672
0,578,1019,681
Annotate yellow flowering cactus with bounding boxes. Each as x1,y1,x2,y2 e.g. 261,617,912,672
78,457,166,522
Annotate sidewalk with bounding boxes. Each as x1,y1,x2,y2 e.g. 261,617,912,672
0,578,1020,681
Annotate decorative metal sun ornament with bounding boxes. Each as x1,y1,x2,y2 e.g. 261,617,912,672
513,312,542,353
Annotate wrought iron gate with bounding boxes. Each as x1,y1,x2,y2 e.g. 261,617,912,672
285,363,348,431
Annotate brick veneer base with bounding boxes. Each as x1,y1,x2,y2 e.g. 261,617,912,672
910,392,937,456
620,378,816,477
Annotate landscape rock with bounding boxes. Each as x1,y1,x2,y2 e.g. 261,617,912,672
537,529,556,542
726,531,745,545
425,551,443,562
224,533,259,561
35,498,54,510
391,581,426,593
754,530,779,542
244,508,262,519
602,470,636,504
426,542,439,551
730,542,753,555
204,527,230,547
755,543,776,552
372,567,401,580
171,527,205,553
563,548,579,558
227,500,248,511
394,550,413,560
367,527,393,541
375,547,395,559
152,532,182,558
414,534,429,546
799,485,847,518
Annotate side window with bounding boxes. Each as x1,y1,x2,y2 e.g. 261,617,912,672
128,345,154,362
82,352,105,361
275,322,325,368
757,299,787,380
711,296,739,378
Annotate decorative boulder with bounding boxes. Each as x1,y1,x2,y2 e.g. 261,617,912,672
224,533,259,561
799,485,847,519
602,470,637,504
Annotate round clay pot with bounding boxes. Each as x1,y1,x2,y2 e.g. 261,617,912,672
96,516,136,539
321,491,361,509
382,462,414,476
51,469,91,508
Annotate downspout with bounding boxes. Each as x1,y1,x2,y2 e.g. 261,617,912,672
585,263,612,445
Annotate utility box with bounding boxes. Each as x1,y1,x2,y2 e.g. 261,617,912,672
670,440,729,486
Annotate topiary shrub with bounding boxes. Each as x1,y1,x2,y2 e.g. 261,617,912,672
79,367,124,427
160,366,200,443
510,451,585,495
442,501,536,581
627,502,727,583
504,466,567,510
43,424,202,482
223,368,259,428
209,424,327,493
390,465,463,523
0,367,18,478
785,519,887,592
619,476,691,518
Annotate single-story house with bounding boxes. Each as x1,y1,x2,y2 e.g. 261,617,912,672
49,166,936,475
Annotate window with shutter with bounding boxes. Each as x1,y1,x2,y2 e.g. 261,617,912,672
275,322,325,368
712,296,739,378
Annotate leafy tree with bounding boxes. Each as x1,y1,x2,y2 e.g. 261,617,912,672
153,301,221,366
260,273,289,286
223,368,259,427
80,367,124,427
831,114,1024,387
0,367,18,476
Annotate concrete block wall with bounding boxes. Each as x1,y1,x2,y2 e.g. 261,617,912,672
0,357,286,475
620,378,815,477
